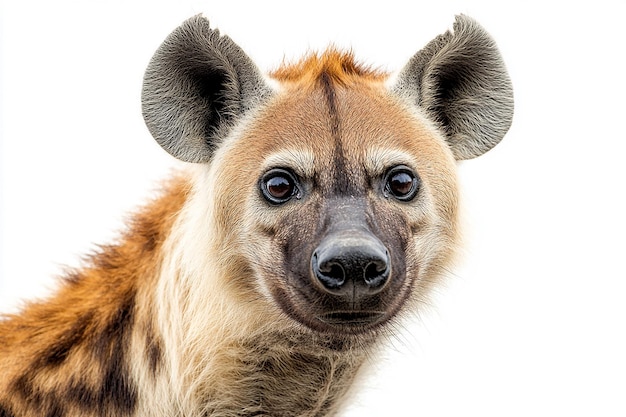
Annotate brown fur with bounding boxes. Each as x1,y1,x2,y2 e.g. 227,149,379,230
0,177,190,416
271,49,386,85
1,15,513,417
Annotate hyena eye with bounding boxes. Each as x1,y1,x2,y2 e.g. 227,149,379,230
383,165,420,201
260,168,299,204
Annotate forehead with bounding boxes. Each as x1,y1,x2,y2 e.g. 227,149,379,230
230,80,449,178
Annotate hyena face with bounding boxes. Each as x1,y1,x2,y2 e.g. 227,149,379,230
218,67,460,335
142,16,513,336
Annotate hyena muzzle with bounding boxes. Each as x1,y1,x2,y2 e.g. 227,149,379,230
0,14,513,417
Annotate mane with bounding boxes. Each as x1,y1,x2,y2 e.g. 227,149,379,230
270,48,387,87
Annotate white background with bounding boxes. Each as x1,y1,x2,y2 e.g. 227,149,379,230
1,1,625,416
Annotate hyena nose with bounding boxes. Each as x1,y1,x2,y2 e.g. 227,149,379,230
311,233,390,298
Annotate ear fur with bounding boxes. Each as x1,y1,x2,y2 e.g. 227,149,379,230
142,15,272,163
393,15,514,160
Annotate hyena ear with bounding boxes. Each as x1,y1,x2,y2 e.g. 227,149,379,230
142,15,272,163
392,15,514,160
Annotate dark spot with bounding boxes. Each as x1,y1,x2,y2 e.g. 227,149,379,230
145,321,164,377
100,348,137,414
0,404,15,417
11,375,40,406
147,340,163,376
65,380,99,410
35,312,93,368
92,293,135,360
69,337,138,415
10,375,56,414
44,403,64,417
88,291,138,415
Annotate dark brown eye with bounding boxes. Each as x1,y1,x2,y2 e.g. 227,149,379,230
260,169,299,204
384,166,420,201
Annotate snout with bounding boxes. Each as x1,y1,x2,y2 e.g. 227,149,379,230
269,201,410,335
311,230,391,300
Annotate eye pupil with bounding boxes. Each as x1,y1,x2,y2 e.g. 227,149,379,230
267,176,293,199
261,169,299,204
390,172,413,196
384,166,419,201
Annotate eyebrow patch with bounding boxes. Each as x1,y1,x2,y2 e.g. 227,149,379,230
364,148,418,177
262,149,316,178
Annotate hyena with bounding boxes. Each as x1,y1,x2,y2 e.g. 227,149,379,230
0,14,513,417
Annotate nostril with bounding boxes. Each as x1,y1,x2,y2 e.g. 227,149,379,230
324,264,345,284
312,252,346,290
363,260,389,288
319,263,346,289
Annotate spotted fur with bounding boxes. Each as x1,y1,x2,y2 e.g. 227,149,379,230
0,15,513,416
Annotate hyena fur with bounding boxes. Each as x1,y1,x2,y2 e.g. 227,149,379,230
0,14,513,417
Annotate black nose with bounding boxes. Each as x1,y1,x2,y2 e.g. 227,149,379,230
311,231,390,298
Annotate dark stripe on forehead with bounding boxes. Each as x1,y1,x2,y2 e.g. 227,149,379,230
319,72,360,195
319,72,340,142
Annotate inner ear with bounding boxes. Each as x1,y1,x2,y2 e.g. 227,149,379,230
393,15,514,160
195,68,234,142
429,68,463,132
196,69,228,111
142,15,272,163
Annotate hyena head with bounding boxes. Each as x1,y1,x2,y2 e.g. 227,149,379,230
142,16,513,338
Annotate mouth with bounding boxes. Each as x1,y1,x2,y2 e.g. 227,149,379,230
316,311,385,326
